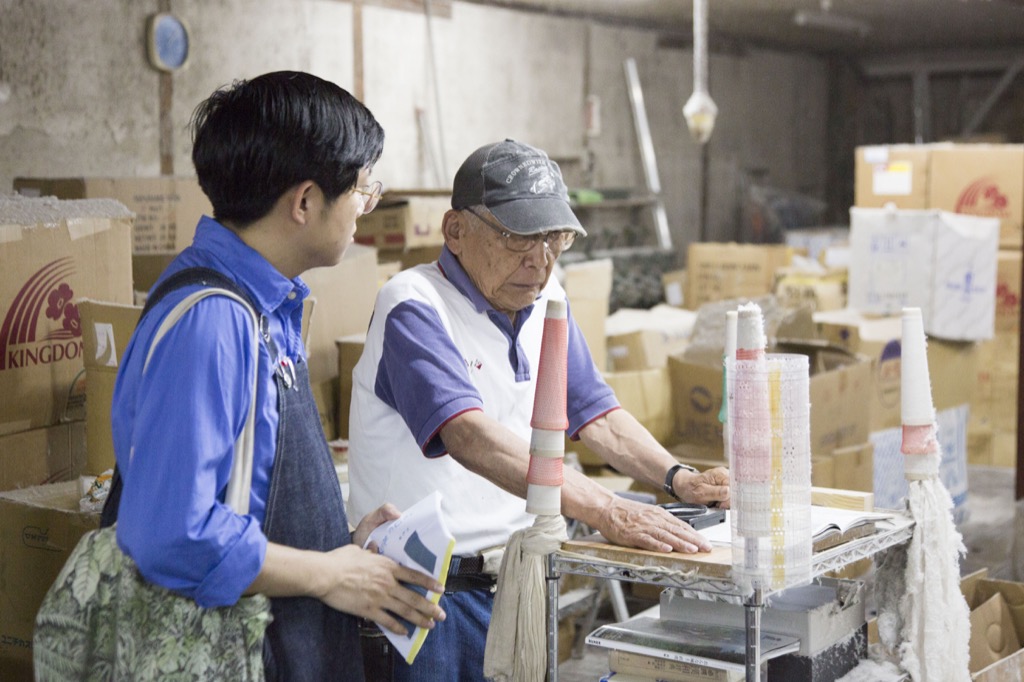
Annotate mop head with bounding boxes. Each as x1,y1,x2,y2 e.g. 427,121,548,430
898,479,971,681
483,515,567,682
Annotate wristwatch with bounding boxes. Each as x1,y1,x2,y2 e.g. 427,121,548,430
663,463,698,500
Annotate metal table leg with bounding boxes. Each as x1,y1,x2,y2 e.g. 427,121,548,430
744,586,764,682
547,553,559,682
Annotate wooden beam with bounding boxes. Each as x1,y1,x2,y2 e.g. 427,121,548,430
339,0,452,18
353,0,364,102
158,0,173,175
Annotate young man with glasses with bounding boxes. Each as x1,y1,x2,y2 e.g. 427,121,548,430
348,139,730,681
102,71,444,681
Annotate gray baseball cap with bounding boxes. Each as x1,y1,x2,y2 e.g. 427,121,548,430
452,139,586,237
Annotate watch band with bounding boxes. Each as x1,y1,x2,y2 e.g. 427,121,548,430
663,463,698,499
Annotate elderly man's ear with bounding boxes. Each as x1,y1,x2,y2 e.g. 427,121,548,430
442,209,468,255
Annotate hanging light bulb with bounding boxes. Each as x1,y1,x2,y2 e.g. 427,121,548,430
684,90,718,145
684,0,717,144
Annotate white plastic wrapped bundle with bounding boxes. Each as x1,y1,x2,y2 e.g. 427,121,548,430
727,304,812,592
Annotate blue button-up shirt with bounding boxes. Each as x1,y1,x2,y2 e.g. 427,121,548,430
110,216,308,607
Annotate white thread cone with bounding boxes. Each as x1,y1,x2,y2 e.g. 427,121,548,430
901,308,934,427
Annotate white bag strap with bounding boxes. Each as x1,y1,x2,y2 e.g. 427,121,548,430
144,288,260,515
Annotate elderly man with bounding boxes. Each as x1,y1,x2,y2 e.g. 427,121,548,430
348,139,730,681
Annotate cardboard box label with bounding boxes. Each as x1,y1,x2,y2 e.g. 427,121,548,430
872,161,914,196
0,198,134,435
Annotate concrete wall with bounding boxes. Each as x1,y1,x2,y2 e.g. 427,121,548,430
0,0,829,263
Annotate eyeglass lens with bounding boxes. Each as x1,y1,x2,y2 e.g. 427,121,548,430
357,181,382,214
505,231,575,253
468,208,574,253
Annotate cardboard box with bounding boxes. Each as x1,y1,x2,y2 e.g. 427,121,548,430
929,144,1024,248
335,333,366,440
0,422,86,493
785,226,850,263
669,341,872,458
0,197,134,436
353,192,449,251
855,144,931,209
14,176,211,255
661,268,687,307
131,253,177,295
773,268,847,313
571,366,673,467
78,300,142,475
605,305,693,372
848,207,999,341
387,245,443,271
302,244,379,439
0,481,101,676
563,259,613,372
685,243,794,310
811,441,873,493
961,572,1024,680
813,309,980,431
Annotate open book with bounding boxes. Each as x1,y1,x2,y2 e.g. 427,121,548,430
808,506,894,547
363,490,455,664
698,506,894,548
587,616,799,673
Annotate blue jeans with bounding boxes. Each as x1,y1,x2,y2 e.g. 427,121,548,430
392,588,494,682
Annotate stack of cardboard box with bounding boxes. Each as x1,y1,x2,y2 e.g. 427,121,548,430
354,190,449,271
853,142,1023,473
0,195,136,675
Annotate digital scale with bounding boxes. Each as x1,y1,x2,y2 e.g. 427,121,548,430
660,502,727,531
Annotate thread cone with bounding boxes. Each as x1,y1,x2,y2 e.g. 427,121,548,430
901,307,934,427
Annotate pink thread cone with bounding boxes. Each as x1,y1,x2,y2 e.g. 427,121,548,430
530,299,569,431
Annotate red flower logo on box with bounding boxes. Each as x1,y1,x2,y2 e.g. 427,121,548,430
0,258,82,371
955,178,1010,219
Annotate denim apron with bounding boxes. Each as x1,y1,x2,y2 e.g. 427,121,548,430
102,267,363,681
261,336,363,681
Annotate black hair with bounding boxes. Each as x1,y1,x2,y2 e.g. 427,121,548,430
190,71,384,226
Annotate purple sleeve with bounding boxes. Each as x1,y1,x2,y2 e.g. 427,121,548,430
565,302,620,438
374,300,484,456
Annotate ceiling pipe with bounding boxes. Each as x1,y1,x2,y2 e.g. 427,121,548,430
683,0,717,144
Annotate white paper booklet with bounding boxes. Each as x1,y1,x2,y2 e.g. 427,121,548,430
698,507,895,546
363,490,456,663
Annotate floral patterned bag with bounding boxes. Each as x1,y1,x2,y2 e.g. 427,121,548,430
33,287,270,681
32,526,271,681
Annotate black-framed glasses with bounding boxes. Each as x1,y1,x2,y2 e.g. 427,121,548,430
465,207,576,255
353,180,383,214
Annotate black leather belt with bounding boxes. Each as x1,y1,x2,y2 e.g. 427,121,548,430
446,555,494,592
448,555,484,576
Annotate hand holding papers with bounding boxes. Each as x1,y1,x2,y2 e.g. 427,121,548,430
363,491,456,664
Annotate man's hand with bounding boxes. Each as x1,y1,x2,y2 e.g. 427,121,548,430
315,545,447,636
595,495,714,554
672,466,730,509
352,502,403,549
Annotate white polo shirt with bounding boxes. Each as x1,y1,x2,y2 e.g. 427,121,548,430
347,246,618,555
